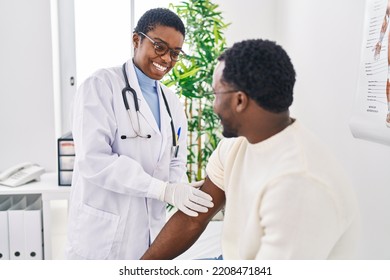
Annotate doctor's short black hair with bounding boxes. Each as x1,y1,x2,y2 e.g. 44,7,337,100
218,39,296,113
134,8,185,38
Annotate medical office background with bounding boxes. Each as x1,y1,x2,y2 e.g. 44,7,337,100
0,0,389,260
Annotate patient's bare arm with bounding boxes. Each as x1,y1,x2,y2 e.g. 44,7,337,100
141,177,225,260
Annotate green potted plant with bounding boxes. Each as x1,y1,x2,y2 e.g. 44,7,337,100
165,0,229,182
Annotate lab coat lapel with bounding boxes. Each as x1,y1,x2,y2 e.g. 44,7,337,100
126,60,159,135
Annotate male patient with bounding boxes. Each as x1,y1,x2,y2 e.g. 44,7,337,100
141,39,360,260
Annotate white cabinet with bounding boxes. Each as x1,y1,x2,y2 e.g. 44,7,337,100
0,173,70,260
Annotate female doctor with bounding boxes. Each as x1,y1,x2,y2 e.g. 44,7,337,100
65,8,213,260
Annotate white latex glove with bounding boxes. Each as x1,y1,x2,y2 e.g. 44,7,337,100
191,180,204,189
163,181,213,217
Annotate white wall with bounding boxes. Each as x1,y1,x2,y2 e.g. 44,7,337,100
0,0,56,171
214,0,278,46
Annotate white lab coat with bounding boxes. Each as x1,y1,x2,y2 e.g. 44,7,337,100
65,59,188,259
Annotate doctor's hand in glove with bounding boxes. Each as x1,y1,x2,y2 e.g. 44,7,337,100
163,180,214,217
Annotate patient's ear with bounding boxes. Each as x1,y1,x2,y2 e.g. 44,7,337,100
236,91,249,113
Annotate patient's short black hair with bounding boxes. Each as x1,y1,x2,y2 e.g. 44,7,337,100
218,39,296,113
134,8,185,37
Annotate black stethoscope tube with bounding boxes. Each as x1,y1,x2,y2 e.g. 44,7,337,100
121,63,177,147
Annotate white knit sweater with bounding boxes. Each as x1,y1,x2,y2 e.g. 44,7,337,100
206,121,360,259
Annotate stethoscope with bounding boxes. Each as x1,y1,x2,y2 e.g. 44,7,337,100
121,62,177,149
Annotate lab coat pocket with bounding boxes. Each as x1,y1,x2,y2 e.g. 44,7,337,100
72,203,120,259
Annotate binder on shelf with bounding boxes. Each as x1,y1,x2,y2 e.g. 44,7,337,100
24,195,43,260
8,195,27,260
57,131,74,186
0,197,12,260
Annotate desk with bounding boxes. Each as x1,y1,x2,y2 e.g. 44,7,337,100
0,172,70,259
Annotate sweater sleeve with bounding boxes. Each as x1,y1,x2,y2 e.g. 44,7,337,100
205,138,238,190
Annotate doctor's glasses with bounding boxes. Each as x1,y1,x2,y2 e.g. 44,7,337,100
138,32,186,62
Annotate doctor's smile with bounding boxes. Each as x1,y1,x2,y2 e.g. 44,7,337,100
133,25,185,81
153,62,168,72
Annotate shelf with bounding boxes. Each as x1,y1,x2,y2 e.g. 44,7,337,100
0,172,71,259
0,172,70,195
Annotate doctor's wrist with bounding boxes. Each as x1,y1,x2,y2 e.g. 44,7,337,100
147,178,167,201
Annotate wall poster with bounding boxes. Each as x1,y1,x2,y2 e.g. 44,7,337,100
350,0,390,146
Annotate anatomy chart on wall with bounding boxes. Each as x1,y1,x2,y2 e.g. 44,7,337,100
350,0,390,146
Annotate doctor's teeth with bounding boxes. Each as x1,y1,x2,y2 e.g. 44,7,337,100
153,62,167,72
